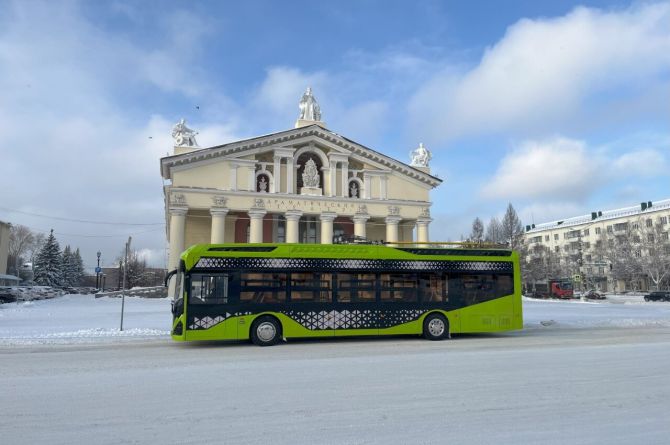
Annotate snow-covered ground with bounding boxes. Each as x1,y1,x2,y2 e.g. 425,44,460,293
2,294,670,444
0,294,171,345
1,293,670,345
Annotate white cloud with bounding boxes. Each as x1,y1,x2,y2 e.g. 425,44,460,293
409,3,670,142
0,2,234,267
253,67,328,119
481,137,601,200
612,149,668,177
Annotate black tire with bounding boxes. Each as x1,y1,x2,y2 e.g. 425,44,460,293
423,313,449,341
644,296,650,302
250,315,282,346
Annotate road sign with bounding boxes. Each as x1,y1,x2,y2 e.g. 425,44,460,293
573,274,581,282
95,267,102,273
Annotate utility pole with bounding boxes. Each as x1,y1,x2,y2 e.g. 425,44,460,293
120,236,131,331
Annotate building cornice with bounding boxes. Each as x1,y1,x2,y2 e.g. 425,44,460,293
526,198,670,234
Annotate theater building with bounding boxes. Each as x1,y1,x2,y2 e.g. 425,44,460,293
160,89,442,276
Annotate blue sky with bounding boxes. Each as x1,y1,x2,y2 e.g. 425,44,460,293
0,0,668,269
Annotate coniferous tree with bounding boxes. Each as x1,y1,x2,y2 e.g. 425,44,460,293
34,230,63,287
73,248,85,286
61,245,74,287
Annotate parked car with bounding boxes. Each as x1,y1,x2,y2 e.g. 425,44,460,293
584,289,605,300
644,291,670,302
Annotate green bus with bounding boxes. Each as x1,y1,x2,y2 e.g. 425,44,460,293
169,243,523,346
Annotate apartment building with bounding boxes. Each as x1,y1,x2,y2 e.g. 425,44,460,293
524,199,670,292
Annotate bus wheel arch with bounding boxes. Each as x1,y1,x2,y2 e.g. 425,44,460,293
250,314,283,346
423,312,450,341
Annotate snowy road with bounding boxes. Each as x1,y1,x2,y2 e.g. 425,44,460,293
2,326,670,445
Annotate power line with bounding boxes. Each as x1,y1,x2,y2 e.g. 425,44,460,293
0,206,164,226
15,223,164,239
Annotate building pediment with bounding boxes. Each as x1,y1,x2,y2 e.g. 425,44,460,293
160,124,442,188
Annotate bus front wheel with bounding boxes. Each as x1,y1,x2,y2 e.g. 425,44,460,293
423,313,449,341
251,316,282,346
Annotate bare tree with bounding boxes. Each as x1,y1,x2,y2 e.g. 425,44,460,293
501,203,524,249
8,225,36,277
485,217,504,244
470,217,484,243
635,218,670,290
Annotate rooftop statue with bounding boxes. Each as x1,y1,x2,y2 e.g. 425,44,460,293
172,118,199,147
410,142,432,168
298,87,322,122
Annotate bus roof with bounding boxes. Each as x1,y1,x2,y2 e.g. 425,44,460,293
181,243,516,271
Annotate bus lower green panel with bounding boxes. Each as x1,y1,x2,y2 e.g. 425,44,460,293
183,317,238,341
456,295,522,333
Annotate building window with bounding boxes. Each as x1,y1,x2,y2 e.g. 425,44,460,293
660,216,668,225
555,246,559,253
584,242,590,249
554,234,559,241
662,232,669,241
530,236,542,243
595,227,601,235
646,218,653,227
583,229,589,236
300,216,318,244
545,235,549,241
587,267,593,274
648,234,654,242
598,267,605,275
607,225,613,234
634,250,642,258
613,222,628,232
632,222,639,230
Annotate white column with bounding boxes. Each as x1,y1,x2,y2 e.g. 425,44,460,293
273,155,281,193
416,217,432,243
210,207,229,244
353,214,370,238
167,206,188,295
329,164,337,197
320,212,337,244
285,210,302,243
230,165,238,191
287,158,295,194
248,167,256,191
341,162,349,197
385,215,401,245
248,209,267,243
363,173,371,199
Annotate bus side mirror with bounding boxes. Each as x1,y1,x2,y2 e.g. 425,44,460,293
165,269,177,287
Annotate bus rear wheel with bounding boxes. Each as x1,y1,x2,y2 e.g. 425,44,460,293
423,313,449,341
251,316,282,346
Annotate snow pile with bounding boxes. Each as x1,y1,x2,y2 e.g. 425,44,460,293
0,294,171,345
523,295,670,329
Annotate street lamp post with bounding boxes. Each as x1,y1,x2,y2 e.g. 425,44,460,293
96,251,101,289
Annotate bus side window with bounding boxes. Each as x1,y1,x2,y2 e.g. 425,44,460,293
190,275,205,304
420,273,447,303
